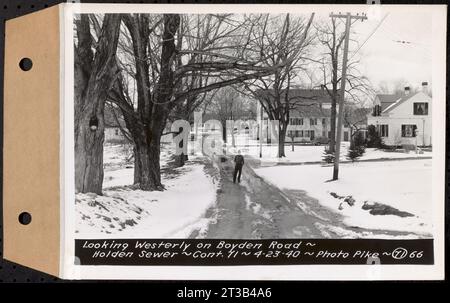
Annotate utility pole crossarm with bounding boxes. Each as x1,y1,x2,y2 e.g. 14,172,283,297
330,13,368,21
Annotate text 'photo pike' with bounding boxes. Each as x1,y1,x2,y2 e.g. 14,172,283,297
61,3,446,280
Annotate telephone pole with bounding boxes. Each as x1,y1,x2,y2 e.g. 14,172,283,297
331,12,367,180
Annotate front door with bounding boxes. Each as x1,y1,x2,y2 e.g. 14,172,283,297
344,131,349,141
310,130,315,140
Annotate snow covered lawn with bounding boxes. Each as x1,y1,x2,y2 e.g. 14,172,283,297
254,159,432,236
75,144,218,238
255,143,431,164
226,136,431,164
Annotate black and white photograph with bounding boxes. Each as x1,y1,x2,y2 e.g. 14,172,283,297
66,3,445,279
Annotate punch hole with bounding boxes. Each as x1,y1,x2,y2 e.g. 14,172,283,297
18,212,32,225
19,58,33,71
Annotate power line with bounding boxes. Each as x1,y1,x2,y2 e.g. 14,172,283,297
349,13,389,60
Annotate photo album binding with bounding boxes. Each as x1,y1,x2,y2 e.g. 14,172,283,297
2,3,446,280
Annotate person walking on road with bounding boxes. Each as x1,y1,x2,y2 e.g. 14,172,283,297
233,150,245,183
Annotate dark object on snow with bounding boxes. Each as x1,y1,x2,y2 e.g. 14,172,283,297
330,192,344,199
233,154,245,183
220,156,227,162
343,196,355,206
362,201,414,217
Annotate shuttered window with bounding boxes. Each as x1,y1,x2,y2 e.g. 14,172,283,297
380,125,389,137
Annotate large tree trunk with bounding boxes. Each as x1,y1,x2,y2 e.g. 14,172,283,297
278,124,287,158
74,14,121,194
74,87,106,194
134,139,163,191
116,14,180,192
134,14,180,189
222,121,227,143
128,114,166,191
133,146,141,185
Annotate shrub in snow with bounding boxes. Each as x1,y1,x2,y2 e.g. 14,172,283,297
346,148,361,162
322,147,335,164
356,145,366,156
352,131,366,156
366,125,385,148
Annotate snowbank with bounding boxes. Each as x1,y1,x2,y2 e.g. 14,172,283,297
76,145,218,238
254,159,432,235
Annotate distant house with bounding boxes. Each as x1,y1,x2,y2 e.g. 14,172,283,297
104,106,128,143
367,82,432,146
255,88,356,143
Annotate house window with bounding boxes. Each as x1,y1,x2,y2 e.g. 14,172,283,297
379,124,389,137
310,118,317,126
115,129,119,136
401,124,417,137
289,118,303,125
299,130,303,137
373,105,381,116
322,118,326,125
289,130,301,137
413,103,428,115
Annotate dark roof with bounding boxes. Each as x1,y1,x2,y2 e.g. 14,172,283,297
376,94,400,111
256,88,332,105
104,106,126,128
382,91,431,114
290,104,331,118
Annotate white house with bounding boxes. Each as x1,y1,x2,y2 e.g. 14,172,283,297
255,89,356,143
367,82,432,146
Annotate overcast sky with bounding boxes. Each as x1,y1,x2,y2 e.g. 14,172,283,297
319,9,433,92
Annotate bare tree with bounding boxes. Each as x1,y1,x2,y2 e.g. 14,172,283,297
74,14,122,194
315,17,373,153
108,13,294,191
378,78,417,96
241,13,315,158
343,104,371,148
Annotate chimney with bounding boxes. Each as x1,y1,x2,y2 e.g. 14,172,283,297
404,86,410,95
422,81,428,94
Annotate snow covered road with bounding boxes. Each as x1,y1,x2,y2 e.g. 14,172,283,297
194,155,421,239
